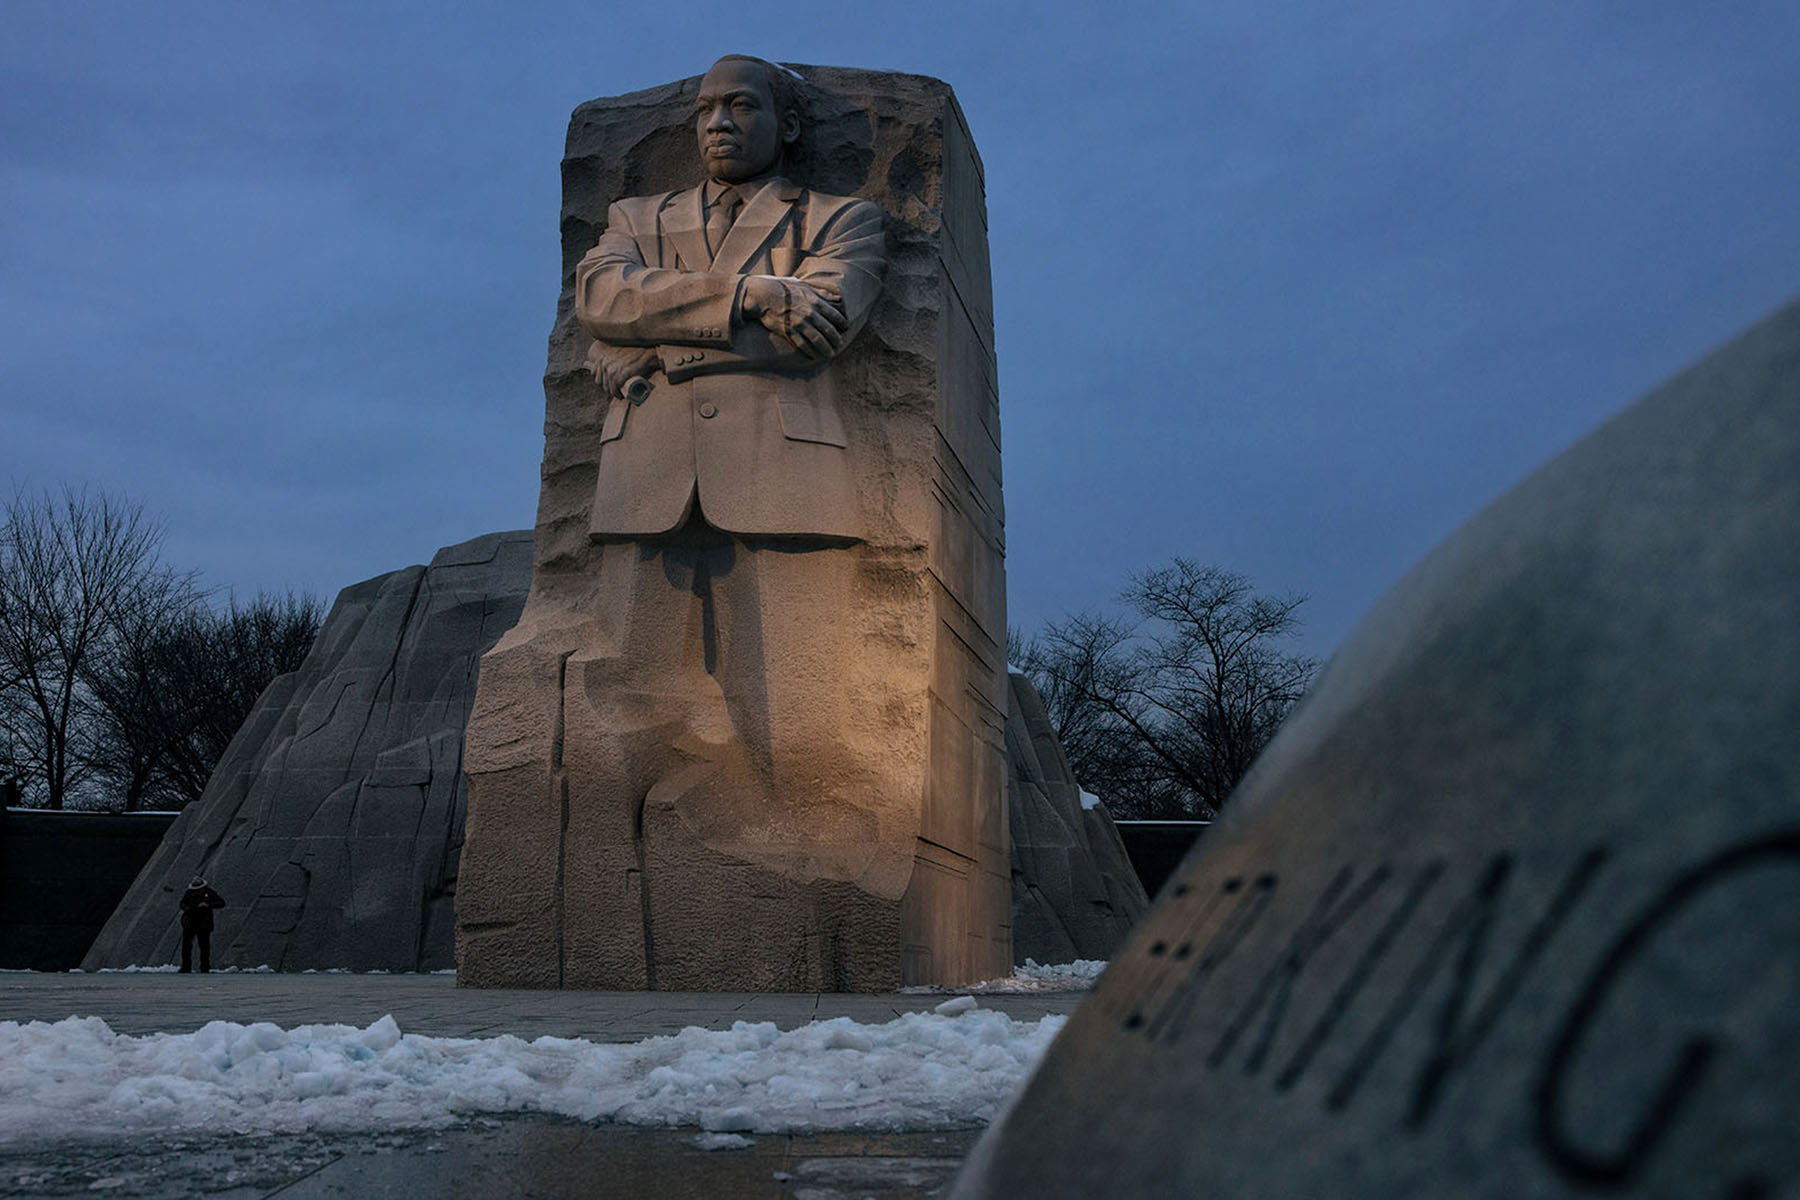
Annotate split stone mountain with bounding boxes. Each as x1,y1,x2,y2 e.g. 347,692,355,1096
83,529,1146,975
91,58,1151,986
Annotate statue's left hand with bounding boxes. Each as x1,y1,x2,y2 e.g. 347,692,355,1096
589,343,662,399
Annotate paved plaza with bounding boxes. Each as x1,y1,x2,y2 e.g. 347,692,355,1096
0,972,1084,1198
0,971,1083,1040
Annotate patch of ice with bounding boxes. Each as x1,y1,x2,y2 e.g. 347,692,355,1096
933,996,978,1017
691,1132,755,1151
0,1009,1065,1143
1078,789,1101,811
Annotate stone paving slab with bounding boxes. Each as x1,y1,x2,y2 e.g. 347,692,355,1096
0,972,1083,1039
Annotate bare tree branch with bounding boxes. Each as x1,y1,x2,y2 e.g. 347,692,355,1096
1,486,323,811
0,486,183,808
1013,559,1319,819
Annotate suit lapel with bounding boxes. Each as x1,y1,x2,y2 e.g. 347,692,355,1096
660,187,710,273
713,180,802,276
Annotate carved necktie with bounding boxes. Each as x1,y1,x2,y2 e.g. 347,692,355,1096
705,187,742,263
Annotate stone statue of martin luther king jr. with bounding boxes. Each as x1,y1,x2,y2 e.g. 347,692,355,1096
539,55,906,977
577,54,887,541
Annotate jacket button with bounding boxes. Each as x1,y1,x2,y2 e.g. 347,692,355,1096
699,402,718,418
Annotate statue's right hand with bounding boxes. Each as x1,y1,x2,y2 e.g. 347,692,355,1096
589,343,661,399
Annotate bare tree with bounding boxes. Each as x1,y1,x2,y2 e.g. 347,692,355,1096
0,487,197,809
75,578,199,809
86,590,324,811
1,487,324,811
1014,559,1319,819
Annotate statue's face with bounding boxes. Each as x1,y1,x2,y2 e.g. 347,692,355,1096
695,59,790,183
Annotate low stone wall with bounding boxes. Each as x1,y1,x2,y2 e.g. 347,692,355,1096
0,808,177,970
1112,821,1210,899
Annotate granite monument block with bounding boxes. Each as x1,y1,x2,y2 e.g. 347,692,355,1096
456,59,1011,991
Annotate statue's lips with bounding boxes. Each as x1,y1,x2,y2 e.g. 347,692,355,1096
704,141,742,157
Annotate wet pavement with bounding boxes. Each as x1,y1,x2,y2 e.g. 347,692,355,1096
0,972,1082,1198
1,1120,986,1199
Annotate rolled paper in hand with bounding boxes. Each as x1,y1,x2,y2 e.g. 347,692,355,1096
623,375,652,404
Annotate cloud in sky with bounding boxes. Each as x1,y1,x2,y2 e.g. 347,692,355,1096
3,0,1797,657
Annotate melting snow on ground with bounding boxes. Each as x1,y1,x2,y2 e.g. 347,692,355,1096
0,998,1064,1144
80,961,1107,989
901,958,1107,994
86,964,275,974
81,966,460,975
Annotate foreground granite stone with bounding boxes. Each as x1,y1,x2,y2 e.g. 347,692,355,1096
457,62,1010,991
82,532,532,972
955,300,1800,1198
1006,673,1147,963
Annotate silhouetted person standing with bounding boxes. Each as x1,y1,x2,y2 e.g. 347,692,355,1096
179,876,224,973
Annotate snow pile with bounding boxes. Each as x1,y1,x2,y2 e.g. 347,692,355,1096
0,1006,1065,1144
902,958,1107,995
1010,959,1107,989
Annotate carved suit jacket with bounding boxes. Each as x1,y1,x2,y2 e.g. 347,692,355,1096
574,178,887,540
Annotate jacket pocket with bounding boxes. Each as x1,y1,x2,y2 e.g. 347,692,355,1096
776,397,848,447
600,397,628,443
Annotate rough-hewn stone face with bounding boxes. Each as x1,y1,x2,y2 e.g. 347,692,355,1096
81,532,531,973
456,66,1010,991
1006,673,1147,963
955,300,1800,1197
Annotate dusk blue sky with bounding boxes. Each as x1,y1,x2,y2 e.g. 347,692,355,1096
4,2,1796,659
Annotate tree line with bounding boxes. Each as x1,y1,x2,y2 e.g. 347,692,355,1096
0,487,323,812
1011,557,1319,820
3,486,1313,819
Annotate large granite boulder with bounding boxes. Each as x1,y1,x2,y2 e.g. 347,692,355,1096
82,532,533,973
955,298,1800,1197
1006,673,1148,963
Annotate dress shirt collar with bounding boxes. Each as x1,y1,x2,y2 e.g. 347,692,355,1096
704,176,778,210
